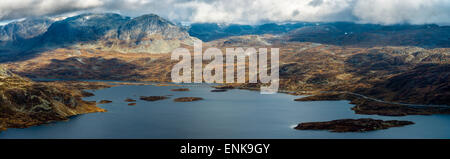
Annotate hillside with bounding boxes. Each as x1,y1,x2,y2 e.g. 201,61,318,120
0,66,108,132
5,37,449,107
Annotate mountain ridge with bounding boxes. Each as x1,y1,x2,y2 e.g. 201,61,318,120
188,22,450,48
0,13,198,58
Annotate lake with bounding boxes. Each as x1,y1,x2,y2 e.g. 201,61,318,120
1,83,450,139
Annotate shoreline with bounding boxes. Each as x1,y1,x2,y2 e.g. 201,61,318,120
0,80,114,133
2,79,448,134
35,79,450,116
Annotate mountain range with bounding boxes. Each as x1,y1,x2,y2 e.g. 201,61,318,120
0,12,449,131
1,13,450,60
0,13,197,61
189,22,450,48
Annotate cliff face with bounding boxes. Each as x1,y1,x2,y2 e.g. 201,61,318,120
0,66,106,132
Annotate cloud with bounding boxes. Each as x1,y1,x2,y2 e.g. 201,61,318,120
1,0,449,25
353,0,450,25
0,0,103,20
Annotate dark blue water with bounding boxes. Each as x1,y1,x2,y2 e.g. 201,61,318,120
1,84,450,139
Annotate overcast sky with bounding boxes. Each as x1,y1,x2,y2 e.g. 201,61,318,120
0,0,449,25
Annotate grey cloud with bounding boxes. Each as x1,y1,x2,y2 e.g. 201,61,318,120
0,0,103,21
292,10,300,17
308,0,323,7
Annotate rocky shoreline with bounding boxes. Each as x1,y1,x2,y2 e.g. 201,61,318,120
295,118,414,132
294,92,450,116
213,83,450,116
0,68,115,132
0,78,446,133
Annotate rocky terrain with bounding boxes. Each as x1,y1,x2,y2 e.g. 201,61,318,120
0,66,110,132
295,93,450,116
3,38,449,116
4,49,174,81
221,39,449,105
0,12,448,119
294,118,414,132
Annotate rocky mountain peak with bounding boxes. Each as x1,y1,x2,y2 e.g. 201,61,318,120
63,13,130,26
118,13,187,41
133,14,174,25
1,13,197,55
41,13,131,45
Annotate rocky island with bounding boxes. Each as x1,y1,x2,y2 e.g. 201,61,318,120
294,93,450,116
174,97,204,102
294,118,414,132
99,100,113,104
140,96,169,101
125,98,137,102
171,88,190,92
211,89,227,92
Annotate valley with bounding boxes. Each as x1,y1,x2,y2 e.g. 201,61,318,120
0,12,449,136
3,40,448,116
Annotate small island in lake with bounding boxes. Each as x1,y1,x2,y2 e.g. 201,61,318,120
294,118,414,132
174,97,204,102
171,88,190,92
125,98,137,102
98,100,112,104
211,89,227,92
140,96,169,101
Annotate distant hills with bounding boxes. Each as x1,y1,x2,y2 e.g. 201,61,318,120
188,22,314,41
188,22,450,48
1,13,449,59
